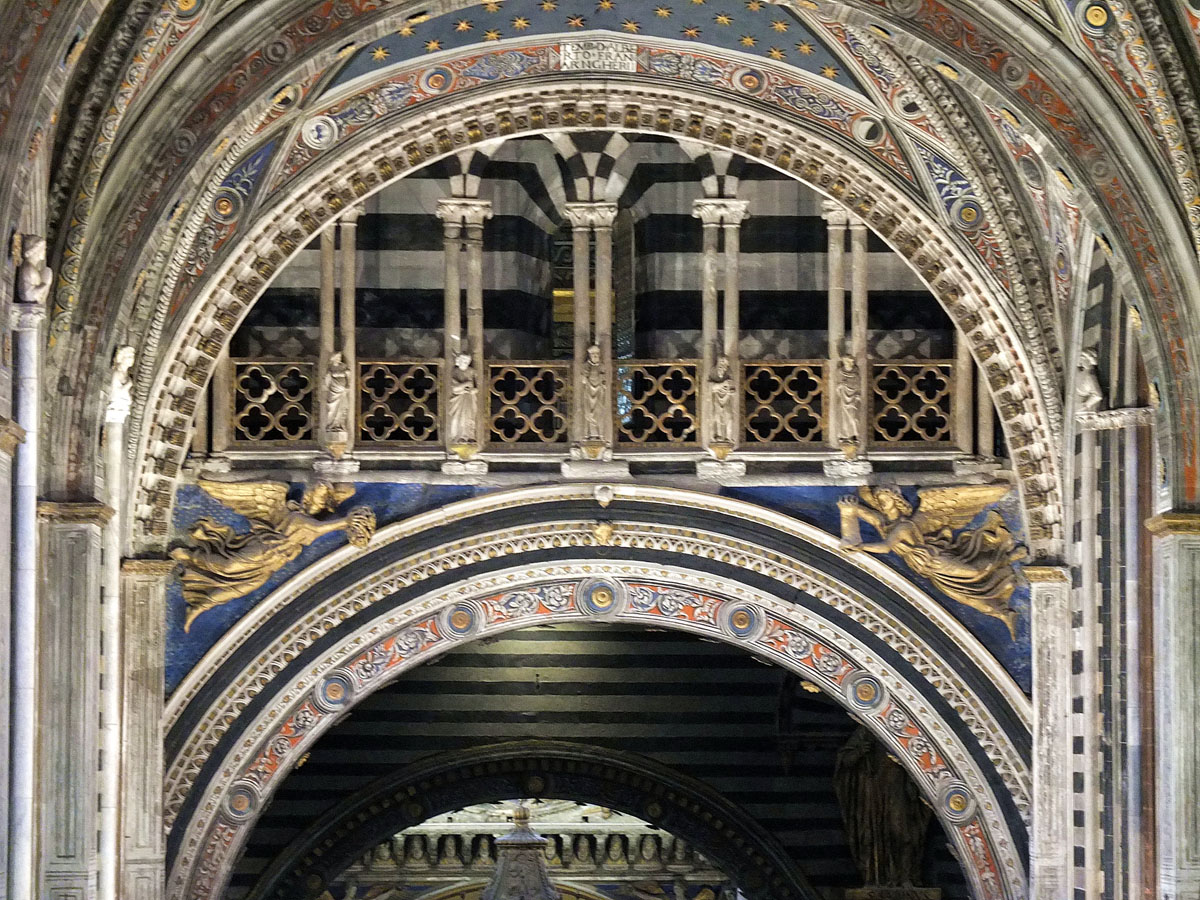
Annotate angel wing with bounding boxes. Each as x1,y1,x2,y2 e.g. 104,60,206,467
198,479,290,527
912,484,1010,535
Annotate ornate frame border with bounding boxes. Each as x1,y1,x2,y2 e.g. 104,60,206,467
163,485,1031,900
128,79,1063,558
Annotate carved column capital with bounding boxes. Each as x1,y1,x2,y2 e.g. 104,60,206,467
121,558,178,578
563,201,618,229
10,302,46,331
692,198,748,225
436,198,493,226
820,198,850,227
1024,565,1071,583
1146,511,1200,536
38,500,115,525
1077,407,1156,431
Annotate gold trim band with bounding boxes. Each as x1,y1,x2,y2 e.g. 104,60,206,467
1145,512,1200,536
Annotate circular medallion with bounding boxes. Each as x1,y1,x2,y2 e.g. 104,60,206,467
210,187,241,223
225,782,260,821
418,66,455,95
719,603,764,641
301,115,338,150
843,671,887,713
440,601,482,638
950,197,984,231
172,0,202,19
939,781,976,823
732,67,768,96
577,578,625,617
313,672,353,713
1084,3,1109,27
851,115,885,147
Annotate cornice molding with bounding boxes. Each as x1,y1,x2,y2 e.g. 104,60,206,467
1146,511,1200,536
37,499,114,525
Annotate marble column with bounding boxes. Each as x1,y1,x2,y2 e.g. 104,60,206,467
211,347,232,455
1027,565,1073,900
589,203,618,451
1147,512,1200,900
317,226,337,449
0,418,23,900
693,200,724,456
8,301,44,900
976,362,994,457
954,330,975,455
99,350,134,900
119,559,174,900
436,198,491,470
821,200,848,371
38,500,112,900
564,203,594,451
848,217,871,451
337,210,359,457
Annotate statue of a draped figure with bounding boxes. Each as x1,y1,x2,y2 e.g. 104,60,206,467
447,351,479,455
708,352,736,449
18,235,53,307
832,353,863,459
581,344,606,442
834,726,933,889
323,351,351,446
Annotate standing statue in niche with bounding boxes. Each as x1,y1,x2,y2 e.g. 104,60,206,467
323,351,351,450
708,351,737,453
108,345,136,419
834,726,933,891
1075,347,1104,413
582,343,607,443
18,235,53,307
447,351,480,457
839,484,1027,639
832,352,863,459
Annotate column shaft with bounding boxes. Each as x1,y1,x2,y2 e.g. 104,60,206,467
977,362,994,456
849,221,870,449
954,329,975,454
1028,566,1073,899
699,220,720,378
338,214,358,455
442,223,462,357
570,217,591,443
8,303,43,900
0,423,18,900
464,221,486,397
590,205,618,448
821,201,847,453
318,227,337,442
211,349,232,453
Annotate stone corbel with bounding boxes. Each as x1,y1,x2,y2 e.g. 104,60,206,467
1076,406,1155,431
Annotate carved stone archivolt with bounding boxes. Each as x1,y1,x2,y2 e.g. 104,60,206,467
120,83,1064,560
162,486,1030,900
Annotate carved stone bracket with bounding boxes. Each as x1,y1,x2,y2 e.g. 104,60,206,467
1077,406,1155,430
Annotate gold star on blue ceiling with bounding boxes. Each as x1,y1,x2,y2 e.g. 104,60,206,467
329,0,865,97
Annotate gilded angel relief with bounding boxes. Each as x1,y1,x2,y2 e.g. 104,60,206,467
838,484,1027,639
170,480,376,631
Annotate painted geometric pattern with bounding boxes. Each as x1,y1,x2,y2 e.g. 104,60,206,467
271,41,913,193
912,141,1009,291
178,579,1015,900
329,0,869,96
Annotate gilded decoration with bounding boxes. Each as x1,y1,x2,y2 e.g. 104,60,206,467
838,485,1026,639
170,480,376,630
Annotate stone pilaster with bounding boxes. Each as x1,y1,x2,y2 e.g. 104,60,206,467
1147,512,1200,900
37,500,113,900
1026,565,1073,900
119,559,175,900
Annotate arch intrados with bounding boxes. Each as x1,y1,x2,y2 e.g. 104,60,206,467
165,557,1027,900
127,78,1062,556
246,740,823,900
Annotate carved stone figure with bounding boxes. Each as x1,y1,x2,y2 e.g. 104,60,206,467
447,351,479,454
323,351,351,443
839,484,1027,639
708,352,736,449
1075,347,1104,413
18,235,53,307
108,345,135,420
582,343,606,442
834,726,932,888
170,480,375,630
832,354,863,459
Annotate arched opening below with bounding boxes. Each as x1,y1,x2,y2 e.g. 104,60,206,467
235,625,970,900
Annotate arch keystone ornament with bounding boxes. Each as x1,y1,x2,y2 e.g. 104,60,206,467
163,485,1031,900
